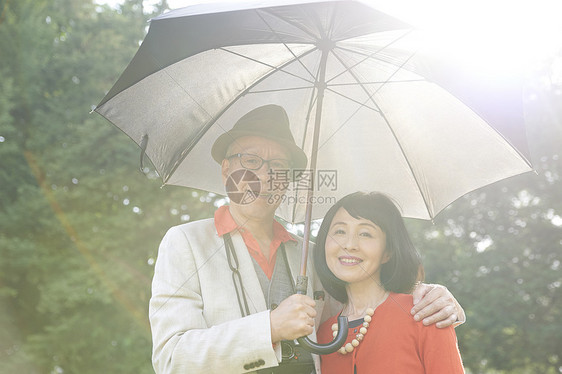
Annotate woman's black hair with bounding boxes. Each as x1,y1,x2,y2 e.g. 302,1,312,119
313,191,423,304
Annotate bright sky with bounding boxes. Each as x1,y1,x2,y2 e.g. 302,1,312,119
378,0,562,72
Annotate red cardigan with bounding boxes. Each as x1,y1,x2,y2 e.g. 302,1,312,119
317,293,464,374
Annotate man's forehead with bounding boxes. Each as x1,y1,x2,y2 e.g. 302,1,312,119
229,136,289,156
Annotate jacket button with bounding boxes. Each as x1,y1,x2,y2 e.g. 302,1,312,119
243,364,251,370
257,359,265,366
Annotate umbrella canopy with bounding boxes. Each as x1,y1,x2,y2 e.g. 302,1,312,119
95,0,533,224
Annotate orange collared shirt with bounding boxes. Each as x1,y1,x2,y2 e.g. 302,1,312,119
214,205,296,279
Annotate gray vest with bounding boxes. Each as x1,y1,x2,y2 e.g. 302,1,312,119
224,235,314,373
251,244,295,310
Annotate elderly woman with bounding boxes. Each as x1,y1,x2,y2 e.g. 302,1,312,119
315,192,464,373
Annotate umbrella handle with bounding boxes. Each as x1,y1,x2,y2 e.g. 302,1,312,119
295,275,348,355
296,315,349,355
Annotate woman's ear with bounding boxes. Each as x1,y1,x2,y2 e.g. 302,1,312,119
382,250,392,265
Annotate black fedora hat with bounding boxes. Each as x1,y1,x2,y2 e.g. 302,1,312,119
211,104,308,171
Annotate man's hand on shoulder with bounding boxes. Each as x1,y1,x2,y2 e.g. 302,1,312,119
411,283,465,328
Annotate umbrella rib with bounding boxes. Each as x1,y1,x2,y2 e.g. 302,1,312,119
259,2,346,43
219,47,315,85
324,46,418,132
255,9,318,81
319,53,433,217
323,86,379,113
163,47,318,183
249,86,314,94
325,28,416,85
325,49,436,217
129,49,250,184
328,79,424,87
317,79,425,114
334,45,413,70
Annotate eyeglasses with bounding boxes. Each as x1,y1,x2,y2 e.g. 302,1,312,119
226,153,291,171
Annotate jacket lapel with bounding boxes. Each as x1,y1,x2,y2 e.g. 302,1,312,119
229,232,268,314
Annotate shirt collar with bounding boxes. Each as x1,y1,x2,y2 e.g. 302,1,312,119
214,205,296,243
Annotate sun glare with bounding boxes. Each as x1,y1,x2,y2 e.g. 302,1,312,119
369,0,562,74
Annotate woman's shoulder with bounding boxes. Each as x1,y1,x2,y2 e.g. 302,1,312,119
383,292,414,311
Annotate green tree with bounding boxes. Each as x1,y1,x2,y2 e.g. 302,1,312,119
411,65,562,373
0,0,219,373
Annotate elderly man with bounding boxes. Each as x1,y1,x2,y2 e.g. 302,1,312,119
149,105,464,374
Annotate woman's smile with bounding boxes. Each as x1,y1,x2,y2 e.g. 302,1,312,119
338,256,363,265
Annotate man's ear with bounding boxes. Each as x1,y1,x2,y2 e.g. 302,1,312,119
221,159,230,185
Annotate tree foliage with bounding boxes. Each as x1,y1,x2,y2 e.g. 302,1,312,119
1,1,218,373
0,0,560,373
409,78,562,373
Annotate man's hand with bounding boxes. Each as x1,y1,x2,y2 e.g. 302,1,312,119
270,294,317,343
411,283,465,328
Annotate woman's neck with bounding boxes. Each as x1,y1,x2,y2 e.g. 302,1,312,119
343,282,389,320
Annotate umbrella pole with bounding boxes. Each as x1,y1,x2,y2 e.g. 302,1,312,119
297,47,328,292
296,46,349,355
